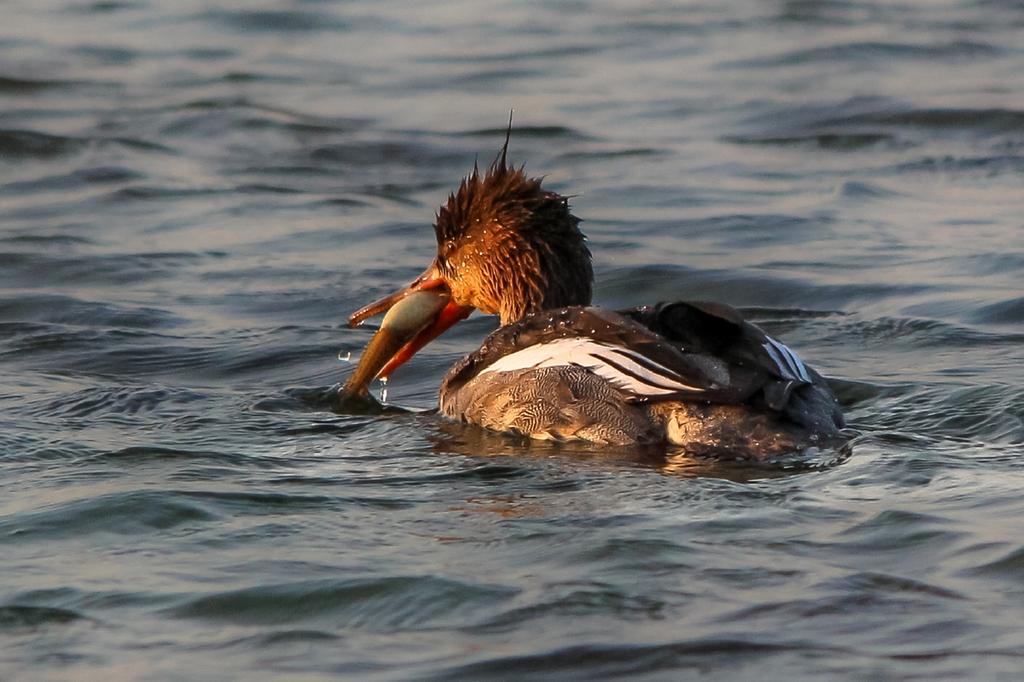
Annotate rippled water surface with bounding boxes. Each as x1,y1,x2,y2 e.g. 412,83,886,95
3,1,1024,679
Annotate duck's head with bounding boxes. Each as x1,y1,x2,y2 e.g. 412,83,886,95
342,140,592,395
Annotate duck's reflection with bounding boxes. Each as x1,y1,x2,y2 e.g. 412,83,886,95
422,415,850,483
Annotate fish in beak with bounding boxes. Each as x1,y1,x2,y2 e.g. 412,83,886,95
341,269,472,397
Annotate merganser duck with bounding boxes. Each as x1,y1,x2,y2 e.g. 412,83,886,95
340,136,844,457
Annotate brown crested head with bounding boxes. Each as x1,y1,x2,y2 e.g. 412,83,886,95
432,145,593,325
341,130,594,396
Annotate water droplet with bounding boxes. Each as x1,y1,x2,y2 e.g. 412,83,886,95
338,350,352,362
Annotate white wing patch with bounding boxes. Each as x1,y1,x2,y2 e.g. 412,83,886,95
762,336,811,382
478,337,705,396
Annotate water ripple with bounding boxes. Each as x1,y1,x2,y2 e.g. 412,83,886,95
1,490,218,540
169,576,517,629
0,129,87,158
0,605,86,629
431,638,838,681
730,40,1004,68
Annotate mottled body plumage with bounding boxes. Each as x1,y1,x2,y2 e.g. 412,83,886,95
439,305,844,455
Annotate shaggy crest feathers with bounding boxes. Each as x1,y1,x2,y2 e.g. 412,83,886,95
432,139,593,325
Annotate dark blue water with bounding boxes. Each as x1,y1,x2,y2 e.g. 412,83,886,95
3,1,1024,679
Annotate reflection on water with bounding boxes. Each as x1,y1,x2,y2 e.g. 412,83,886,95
427,418,853,482
2,0,1024,679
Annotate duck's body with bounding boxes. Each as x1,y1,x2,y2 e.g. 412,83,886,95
439,304,843,454
342,131,844,457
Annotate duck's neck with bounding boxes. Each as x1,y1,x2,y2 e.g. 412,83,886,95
480,218,594,326
496,280,592,327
